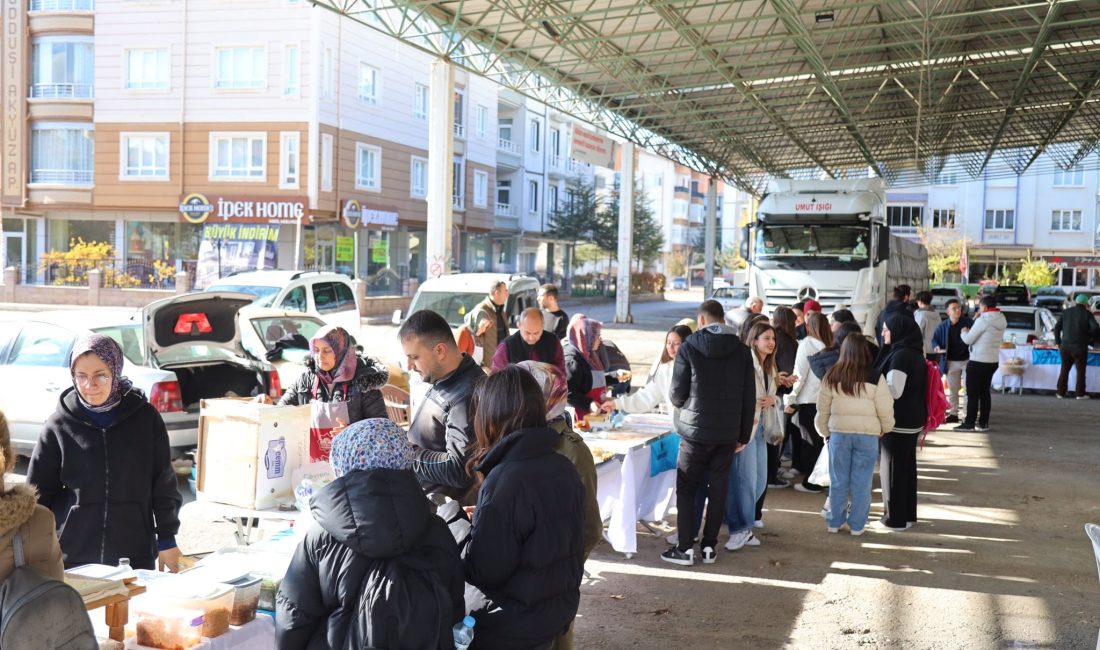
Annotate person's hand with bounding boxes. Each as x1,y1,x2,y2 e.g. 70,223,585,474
735,443,747,454
599,400,617,413
158,547,182,573
331,417,348,436
962,327,970,334
784,405,796,414
758,396,777,409
254,394,273,405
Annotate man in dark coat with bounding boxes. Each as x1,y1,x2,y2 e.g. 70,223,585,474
490,308,565,373
538,283,570,340
1054,293,1100,399
875,285,913,346
663,300,756,567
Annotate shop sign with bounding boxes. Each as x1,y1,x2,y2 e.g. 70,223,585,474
194,223,280,290
335,236,354,262
1,0,27,208
341,199,362,229
362,208,398,230
371,239,389,264
179,193,307,225
570,126,616,169
1046,255,1100,269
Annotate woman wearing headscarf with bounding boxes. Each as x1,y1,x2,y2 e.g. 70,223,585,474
563,314,623,419
27,334,182,571
277,419,465,649
1,409,63,582
874,311,928,531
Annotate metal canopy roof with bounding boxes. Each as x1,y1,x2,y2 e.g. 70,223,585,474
312,0,1100,193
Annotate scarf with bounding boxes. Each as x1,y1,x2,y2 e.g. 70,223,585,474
875,311,924,373
329,418,414,477
567,314,606,371
516,360,568,421
311,325,358,385
69,333,132,414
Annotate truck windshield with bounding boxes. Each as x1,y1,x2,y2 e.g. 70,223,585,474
754,225,870,269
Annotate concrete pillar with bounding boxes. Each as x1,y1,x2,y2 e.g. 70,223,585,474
2,267,17,302
704,178,717,299
350,278,366,315
614,141,635,324
88,268,102,306
426,59,455,279
174,271,191,295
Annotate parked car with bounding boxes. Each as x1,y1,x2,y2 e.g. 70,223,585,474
993,284,1030,306
0,293,281,457
1032,287,1069,313
930,286,969,319
1000,306,1056,344
670,277,688,291
205,270,361,335
394,273,541,329
712,286,749,315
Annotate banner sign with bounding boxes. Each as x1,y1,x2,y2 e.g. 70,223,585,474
194,223,280,289
1045,255,1100,269
1,0,27,207
371,238,389,264
570,126,616,169
341,200,362,229
362,208,398,230
179,193,307,225
335,236,354,262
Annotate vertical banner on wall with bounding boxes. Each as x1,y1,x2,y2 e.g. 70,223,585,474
1,0,27,208
195,223,280,289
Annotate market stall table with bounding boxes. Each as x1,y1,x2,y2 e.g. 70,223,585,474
992,345,1100,393
125,613,276,650
65,572,147,643
582,413,677,558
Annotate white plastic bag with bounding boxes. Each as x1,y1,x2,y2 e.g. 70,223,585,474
808,441,831,487
762,404,785,445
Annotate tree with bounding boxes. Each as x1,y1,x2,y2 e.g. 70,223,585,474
916,225,964,284
547,177,602,284
600,185,665,271
1015,251,1055,288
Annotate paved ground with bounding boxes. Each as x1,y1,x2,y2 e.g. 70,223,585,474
7,292,1099,647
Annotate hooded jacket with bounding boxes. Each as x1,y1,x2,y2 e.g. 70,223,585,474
669,323,756,445
815,371,895,438
0,484,64,583
465,427,585,650
27,389,181,570
932,316,975,372
276,469,465,650
875,299,910,346
279,356,389,424
961,310,1008,363
874,313,928,433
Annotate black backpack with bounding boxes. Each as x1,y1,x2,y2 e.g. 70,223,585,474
0,531,98,650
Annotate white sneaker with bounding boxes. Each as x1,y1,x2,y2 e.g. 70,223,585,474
753,519,764,529
701,546,716,564
827,527,839,534
725,530,752,551
850,528,865,536
745,533,761,547
1077,395,1091,400
820,508,830,519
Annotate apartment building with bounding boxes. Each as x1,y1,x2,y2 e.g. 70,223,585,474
887,157,1100,289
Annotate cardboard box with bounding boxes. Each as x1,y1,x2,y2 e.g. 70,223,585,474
196,398,310,510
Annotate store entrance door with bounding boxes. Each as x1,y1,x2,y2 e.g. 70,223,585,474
3,233,24,280
315,228,336,271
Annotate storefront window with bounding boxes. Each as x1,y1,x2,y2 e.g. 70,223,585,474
364,230,400,296
48,219,114,251
468,233,489,272
407,229,426,282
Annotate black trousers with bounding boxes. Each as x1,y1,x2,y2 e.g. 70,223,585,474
964,360,999,427
1057,347,1089,397
879,431,918,527
794,404,824,489
766,411,797,482
676,440,736,551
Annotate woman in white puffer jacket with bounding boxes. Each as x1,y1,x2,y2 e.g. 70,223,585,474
600,325,692,416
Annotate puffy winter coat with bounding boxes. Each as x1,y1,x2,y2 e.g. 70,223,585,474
276,468,465,650
669,323,756,445
27,389,181,570
815,371,895,438
1054,304,1100,350
961,310,1008,363
562,344,614,414
465,427,585,649
278,356,388,424
0,484,64,582
788,336,827,406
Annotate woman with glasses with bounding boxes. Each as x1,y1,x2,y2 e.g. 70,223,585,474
27,334,182,571
599,325,692,416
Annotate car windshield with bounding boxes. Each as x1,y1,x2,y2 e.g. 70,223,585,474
205,284,281,307
1003,312,1036,329
997,286,1027,295
1037,288,1065,296
249,316,326,351
753,224,870,270
92,325,146,365
715,288,748,299
408,291,487,327
931,288,957,296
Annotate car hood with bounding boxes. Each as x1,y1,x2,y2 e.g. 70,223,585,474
142,292,255,367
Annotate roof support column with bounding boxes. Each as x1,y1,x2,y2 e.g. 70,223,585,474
615,141,635,324
427,58,455,278
704,178,717,299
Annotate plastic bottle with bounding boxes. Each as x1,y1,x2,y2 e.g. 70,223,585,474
452,615,475,650
116,557,134,580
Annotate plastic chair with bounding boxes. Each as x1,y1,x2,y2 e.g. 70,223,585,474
380,384,411,427
1086,523,1100,650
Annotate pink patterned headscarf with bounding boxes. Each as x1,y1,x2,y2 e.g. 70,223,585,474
69,333,133,413
567,314,605,371
310,325,358,385
516,361,568,421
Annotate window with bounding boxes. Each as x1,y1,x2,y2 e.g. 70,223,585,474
312,283,342,314
414,83,428,120
358,63,379,104
452,158,465,203
528,180,539,212
1053,166,1084,187
210,133,265,180
1051,209,1082,232
548,185,559,213
125,49,168,90
31,36,94,98
984,208,1015,231
498,118,512,142
30,123,94,184
473,170,488,208
931,208,955,229
887,205,922,228
475,105,488,138
529,119,541,152
321,48,333,98
30,0,94,10
410,157,427,198
356,143,381,191
120,133,169,179
933,170,957,185
497,179,511,206
279,286,307,312
283,45,300,96
550,129,561,156
1059,267,1090,288
279,132,300,189
321,134,333,191
453,90,465,128
214,47,265,89
7,324,75,367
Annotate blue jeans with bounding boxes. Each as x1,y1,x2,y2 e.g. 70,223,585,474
827,433,880,532
727,427,767,533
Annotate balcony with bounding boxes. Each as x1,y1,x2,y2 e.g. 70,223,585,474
495,202,514,218
452,194,465,210
453,124,465,139
566,158,591,175
30,83,93,99
30,0,93,9
497,138,519,154
30,168,93,185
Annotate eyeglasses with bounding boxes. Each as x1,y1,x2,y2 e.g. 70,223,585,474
74,374,111,388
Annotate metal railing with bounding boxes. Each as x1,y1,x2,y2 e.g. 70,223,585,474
29,169,93,184
497,138,519,154
453,124,465,138
495,202,514,217
30,83,94,99
34,256,183,289
566,158,590,174
549,154,565,171
29,0,93,10
452,194,465,210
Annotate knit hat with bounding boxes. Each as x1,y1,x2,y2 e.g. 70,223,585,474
802,299,822,314
1075,293,1089,304
329,418,414,477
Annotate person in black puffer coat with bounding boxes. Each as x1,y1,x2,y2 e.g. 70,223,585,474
277,419,465,650
463,367,586,650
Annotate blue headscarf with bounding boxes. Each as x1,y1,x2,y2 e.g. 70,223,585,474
329,418,413,477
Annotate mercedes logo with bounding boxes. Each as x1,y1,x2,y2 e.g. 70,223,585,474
798,286,818,301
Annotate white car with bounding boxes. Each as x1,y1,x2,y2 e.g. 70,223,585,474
712,286,749,315
395,273,541,329
930,286,969,319
0,293,281,457
1000,306,1056,345
205,270,361,335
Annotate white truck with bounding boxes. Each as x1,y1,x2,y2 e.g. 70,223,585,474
740,178,928,335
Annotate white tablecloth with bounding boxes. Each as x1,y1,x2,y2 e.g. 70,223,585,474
992,345,1100,392
124,613,276,650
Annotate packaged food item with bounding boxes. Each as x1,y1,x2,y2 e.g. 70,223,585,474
131,602,204,650
224,575,262,625
258,577,281,612
146,577,235,638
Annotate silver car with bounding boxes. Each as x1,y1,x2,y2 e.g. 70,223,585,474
929,286,969,319
713,286,749,315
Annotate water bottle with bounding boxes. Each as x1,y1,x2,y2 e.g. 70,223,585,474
116,557,134,580
452,615,475,650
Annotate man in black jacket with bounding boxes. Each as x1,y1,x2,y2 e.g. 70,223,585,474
1054,293,1100,399
399,310,485,503
489,308,565,374
663,300,756,567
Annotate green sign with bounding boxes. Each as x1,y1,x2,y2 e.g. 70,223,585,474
371,239,389,264
336,236,354,262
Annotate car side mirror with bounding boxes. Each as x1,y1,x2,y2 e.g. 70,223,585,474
391,309,403,325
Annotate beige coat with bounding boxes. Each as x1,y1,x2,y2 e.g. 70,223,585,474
467,298,505,369
815,374,896,439
0,484,64,582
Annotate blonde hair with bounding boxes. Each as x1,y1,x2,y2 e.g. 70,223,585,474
0,411,12,487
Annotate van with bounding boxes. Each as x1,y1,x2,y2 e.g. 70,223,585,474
205,270,361,334
394,273,541,329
